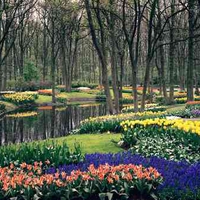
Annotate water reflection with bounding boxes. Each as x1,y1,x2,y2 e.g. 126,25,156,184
0,104,106,145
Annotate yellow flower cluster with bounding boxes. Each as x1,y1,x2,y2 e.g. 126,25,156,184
122,104,158,112
81,111,167,124
3,92,37,104
120,118,200,136
175,96,200,103
6,111,38,118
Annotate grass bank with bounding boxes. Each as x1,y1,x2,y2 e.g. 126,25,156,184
2,133,122,155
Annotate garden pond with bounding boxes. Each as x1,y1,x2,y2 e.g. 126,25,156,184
0,103,107,145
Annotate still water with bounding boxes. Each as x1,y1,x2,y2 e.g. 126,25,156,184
0,104,107,145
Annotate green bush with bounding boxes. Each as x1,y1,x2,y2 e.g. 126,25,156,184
119,98,133,104
145,106,166,112
23,61,39,82
7,79,52,91
96,95,106,101
0,141,83,167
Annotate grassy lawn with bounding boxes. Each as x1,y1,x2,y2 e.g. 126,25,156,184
64,134,122,154
63,92,96,99
36,92,97,104
8,133,122,154
166,104,185,112
36,95,52,104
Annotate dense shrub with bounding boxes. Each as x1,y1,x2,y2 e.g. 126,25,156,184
95,94,106,101
72,81,98,89
7,79,52,91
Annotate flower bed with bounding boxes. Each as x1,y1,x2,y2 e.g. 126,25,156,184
79,111,167,134
2,92,38,105
47,152,200,200
38,89,55,96
6,111,38,118
120,119,200,162
175,96,200,104
0,162,162,200
56,93,67,103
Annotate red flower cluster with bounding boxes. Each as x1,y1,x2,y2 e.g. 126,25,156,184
187,101,200,105
38,89,55,96
0,162,161,192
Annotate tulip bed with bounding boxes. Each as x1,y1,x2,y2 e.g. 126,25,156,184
0,162,162,200
46,152,200,200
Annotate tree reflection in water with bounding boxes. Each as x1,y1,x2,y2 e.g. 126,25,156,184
0,104,106,145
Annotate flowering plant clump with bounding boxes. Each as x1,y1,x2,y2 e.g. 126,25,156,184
79,111,167,134
38,89,58,96
175,96,200,104
120,118,200,136
191,109,200,117
174,92,187,98
56,93,67,103
122,103,158,113
6,111,38,118
47,152,200,200
2,92,38,105
120,119,200,162
0,162,162,200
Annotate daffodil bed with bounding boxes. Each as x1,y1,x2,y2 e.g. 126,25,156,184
2,92,38,105
120,118,200,162
79,111,167,134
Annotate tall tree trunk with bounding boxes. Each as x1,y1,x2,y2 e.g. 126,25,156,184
157,0,167,100
169,0,175,102
187,0,195,101
51,16,56,104
110,4,120,113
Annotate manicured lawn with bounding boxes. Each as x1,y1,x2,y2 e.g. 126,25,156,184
63,92,96,99
36,95,52,103
166,104,185,112
32,133,122,154
65,134,122,154
36,92,97,104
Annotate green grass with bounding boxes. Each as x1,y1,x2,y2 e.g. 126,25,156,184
36,92,97,104
64,134,122,154
166,104,186,112
5,134,122,154
36,95,52,104
62,92,96,99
